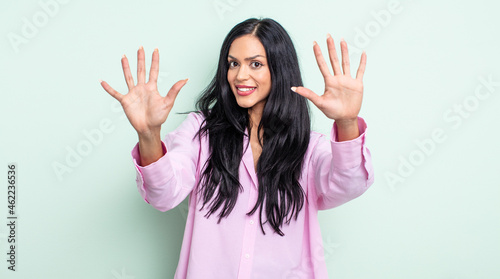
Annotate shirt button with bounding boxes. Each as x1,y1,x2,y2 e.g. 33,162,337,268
249,220,254,225
245,253,250,259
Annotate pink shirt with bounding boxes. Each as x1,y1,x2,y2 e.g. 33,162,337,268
131,112,374,279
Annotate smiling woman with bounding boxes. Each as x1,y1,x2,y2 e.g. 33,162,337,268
226,34,272,170
100,17,374,279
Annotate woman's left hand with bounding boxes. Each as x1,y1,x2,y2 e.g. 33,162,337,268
292,34,366,127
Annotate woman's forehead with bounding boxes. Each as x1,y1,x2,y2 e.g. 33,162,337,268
228,35,266,59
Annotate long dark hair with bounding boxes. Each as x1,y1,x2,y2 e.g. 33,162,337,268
195,18,310,236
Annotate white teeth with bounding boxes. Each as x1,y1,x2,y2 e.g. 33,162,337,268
238,87,256,92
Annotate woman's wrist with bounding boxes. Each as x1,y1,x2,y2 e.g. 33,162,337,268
334,117,359,142
137,129,164,166
138,129,161,142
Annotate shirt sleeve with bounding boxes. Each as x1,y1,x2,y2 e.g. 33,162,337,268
310,116,374,210
130,112,202,212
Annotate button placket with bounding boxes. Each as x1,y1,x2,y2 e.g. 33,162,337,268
236,179,259,278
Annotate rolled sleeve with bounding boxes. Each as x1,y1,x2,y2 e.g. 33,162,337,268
131,140,173,204
130,112,203,211
331,117,374,182
311,117,374,210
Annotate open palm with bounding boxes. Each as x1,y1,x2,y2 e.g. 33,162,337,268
293,34,366,123
100,46,188,136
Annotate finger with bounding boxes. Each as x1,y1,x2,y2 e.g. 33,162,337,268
163,79,189,106
326,33,342,76
291,86,322,107
313,41,332,79
121,54,135,90
148,48,159,85
340,38,351,76
356,51,367,81
137,46,146,84
100,80,124,102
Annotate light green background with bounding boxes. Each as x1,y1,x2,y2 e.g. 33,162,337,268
1,0,499,278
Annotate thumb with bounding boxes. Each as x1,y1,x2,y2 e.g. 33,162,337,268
291,86,321,106
164,78,189,105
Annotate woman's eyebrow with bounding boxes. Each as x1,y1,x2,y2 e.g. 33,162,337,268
228,54,266,61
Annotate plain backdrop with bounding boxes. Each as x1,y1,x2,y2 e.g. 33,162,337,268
1,0,499,278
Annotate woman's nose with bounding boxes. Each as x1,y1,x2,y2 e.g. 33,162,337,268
236,65,249,81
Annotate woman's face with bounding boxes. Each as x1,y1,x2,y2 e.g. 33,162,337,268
227,35,271,113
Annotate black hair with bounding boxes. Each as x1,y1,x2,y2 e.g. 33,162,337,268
195,18,310,236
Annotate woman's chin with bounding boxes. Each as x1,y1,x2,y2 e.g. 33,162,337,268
234,97,255,109
236,102,253,109
234,96,267,112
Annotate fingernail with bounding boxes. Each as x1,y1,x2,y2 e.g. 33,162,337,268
99,79,103,83
340,37,345,42
122,54,126,59
184,78,189,83
154,48,158,52
139,45,144,50
291,86,297,92
313,41,317,46
327,33,332,39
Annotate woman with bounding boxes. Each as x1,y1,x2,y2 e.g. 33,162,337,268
100,18,373,279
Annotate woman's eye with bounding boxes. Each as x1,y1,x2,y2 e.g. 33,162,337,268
229,61,238,68
252,61,262,68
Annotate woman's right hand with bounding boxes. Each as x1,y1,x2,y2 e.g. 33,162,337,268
100,46,188,138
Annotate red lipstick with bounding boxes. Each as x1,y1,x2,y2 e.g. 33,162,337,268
236,85,257,96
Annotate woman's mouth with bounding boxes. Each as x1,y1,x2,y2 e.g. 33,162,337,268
236,86,256,96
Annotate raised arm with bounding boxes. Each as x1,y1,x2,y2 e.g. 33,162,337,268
293,34,373,209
